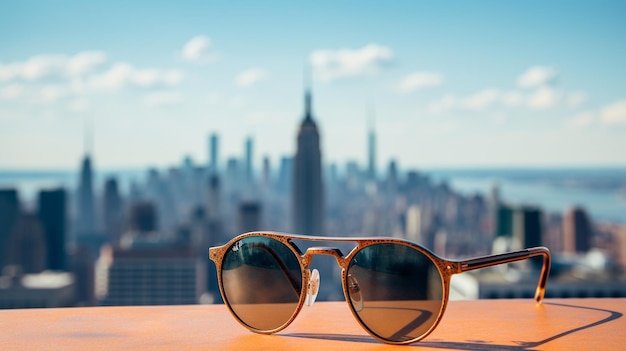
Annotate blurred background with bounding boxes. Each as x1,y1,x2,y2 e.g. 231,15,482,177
1,0,625,308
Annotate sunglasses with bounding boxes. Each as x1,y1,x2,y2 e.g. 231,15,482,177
209,232,551,345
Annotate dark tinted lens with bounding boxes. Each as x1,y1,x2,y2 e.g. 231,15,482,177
222,236,303,331
346,243,444,343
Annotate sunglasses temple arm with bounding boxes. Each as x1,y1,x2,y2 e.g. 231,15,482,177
457,247,551,304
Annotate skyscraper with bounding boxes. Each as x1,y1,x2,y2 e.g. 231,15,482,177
367,109,376,181
495,204,514,237
292,88,324,236
406,205,423,243
563,206,592,253
95,244,206,306
38,188,67,271
0,189,19,271
225,157,241,194
261,156,271,188
206,174,221,221
103,177,123,241
245,136,254,184
128,201,158,234
209,133,219,173
8,212,47,274
205,174,224,245
513,206,543,249
386,159,398,194
493,204,542,256
277,156,293,194
77,154,96,236
238,201,261,234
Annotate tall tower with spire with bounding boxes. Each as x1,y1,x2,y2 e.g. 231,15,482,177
245,136,254,185
367,106,376,181
292,86,324,236
208,132,219,174
77,121,96,237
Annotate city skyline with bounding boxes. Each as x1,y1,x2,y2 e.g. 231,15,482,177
1,76,626,307
1,1,626,169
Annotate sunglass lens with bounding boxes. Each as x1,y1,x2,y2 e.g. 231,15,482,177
221,236,303,331
346,243,444,343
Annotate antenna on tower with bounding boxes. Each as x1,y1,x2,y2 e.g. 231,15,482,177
368,102,376,131
367,102,377,181
304,61,314,91
303,63,314,120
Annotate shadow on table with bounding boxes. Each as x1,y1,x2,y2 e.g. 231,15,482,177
282,302,622,350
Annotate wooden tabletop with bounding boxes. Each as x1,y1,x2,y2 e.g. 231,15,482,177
1,299,624,350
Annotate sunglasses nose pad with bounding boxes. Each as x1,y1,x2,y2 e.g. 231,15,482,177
347,274,364,312
305,269,320,307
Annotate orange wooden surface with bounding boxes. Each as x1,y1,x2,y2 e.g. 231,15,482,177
1,299,625,350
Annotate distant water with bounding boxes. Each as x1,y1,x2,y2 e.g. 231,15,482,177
1,167,625,224
0,169,144,209
429,168,626,224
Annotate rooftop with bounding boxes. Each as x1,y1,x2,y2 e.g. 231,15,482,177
0,299,623,350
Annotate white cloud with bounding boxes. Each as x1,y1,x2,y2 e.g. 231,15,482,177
235,68,269,87
0,84,70,103
143,91,183,107
181,35,218,63
425,68,586,114
132,69,163,87
428,85,574,113
429,94,458,114
66,51,108,77
86,63,133,90
162,70,184,85
428,89,500,113
397,72,444,93
429,85,575,114
39,85,70,103
601,100,626,125
527,87,560,109
566,91,587,108
501,91,525,107
86,63,183,91
563,100,626,127
310,44,393,81
463,89,500,110
17,55,66,81
0,63,20,81
567,111,595,128
0,51,107,81
517,66,557,88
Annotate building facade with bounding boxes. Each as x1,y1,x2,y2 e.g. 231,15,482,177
95,244,206,306
38,188,67,271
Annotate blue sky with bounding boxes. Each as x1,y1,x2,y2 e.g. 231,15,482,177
1,1,625,170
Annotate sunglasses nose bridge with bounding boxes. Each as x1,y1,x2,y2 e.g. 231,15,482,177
304,246,347,268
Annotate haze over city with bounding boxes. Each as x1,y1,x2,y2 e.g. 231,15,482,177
1,1,626,170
